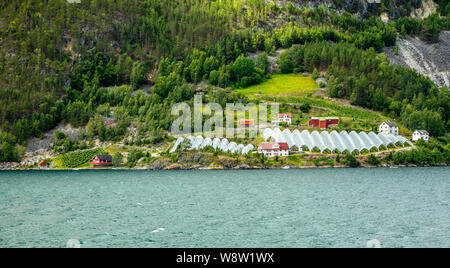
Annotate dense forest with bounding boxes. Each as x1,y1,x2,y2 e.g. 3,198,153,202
0,0,449,162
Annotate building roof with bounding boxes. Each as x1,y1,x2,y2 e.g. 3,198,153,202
278,113,292,118
383,120,398,128
310,117,339,121
262,128,413,153
259,142,289,150
94,155,113,162
170,136,254,154
414,130,429,135
240,119,254,125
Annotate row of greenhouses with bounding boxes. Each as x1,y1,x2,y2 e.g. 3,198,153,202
263,128,412,153
170,136,254,154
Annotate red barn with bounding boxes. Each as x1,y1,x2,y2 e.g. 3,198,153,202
308,117,339,129
90,155,113,168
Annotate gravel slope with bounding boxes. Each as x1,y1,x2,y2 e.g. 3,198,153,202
384,31,450,88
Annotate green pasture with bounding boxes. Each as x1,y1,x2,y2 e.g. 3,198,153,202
236,74,318,96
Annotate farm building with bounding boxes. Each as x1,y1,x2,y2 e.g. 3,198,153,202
263,128,412,154
412,130,430,142
379,120,399,136
272,113,292,126
308,117,339,129
90,155,113,168
38,161,48,169
258,142,290,157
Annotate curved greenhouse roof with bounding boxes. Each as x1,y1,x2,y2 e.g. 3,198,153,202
263,128,412,153
170,136,254,155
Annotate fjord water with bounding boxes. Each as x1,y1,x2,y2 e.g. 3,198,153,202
0,168,449,248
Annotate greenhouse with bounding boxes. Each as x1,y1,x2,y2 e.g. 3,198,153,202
263,128,412,153
170,136,254,155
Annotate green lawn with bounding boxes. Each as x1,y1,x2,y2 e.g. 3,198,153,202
236,74,318,96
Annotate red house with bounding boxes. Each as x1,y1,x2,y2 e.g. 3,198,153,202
38,160,48,168
308,117,339,129
90,155,113,168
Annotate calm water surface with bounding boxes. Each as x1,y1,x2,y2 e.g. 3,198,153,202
0,167,449,248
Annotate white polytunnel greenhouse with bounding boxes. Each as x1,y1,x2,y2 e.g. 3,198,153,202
170,136,254,155
263,128,412,153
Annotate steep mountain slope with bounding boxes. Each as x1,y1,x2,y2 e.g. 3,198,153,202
384,31,450,88
0,0,449,164
275,0,424,19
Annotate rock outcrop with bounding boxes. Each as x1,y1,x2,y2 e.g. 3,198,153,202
384,31,450,88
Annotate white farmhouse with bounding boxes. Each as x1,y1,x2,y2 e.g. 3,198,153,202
412,130,430,142
258,142,290,157
272,113,292,126
379,120,399,136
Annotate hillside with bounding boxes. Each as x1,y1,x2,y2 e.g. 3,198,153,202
384,30,450,88
0,0,449,166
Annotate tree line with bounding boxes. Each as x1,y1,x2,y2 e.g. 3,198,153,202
0,0,449,162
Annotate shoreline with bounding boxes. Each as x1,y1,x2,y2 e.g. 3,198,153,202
1,163,448,171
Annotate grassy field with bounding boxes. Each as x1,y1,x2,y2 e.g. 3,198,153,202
270,96,385,121
236,74,318,96
233,72,412,135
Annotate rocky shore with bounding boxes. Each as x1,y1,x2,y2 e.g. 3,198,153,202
2,150,447,171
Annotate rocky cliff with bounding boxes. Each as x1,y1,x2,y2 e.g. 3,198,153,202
384,31,450,88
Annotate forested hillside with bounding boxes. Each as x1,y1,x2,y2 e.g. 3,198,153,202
0,0,449,163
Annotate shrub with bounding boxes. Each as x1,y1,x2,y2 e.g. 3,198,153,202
366,154,380,166
344,153,360,168
313,157,334,167
112,152,123,166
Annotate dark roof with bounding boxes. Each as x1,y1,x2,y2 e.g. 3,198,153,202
384,120,398,128
94,155,113,162
415,130,429,135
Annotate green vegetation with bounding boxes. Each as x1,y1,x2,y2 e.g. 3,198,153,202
313,157,335,167
236,74,318,96
0,0,448,165
383,138,450,166
54,148,105,168
277,42,449,136
289,96,382,121
127,149,145,168
112,152,124,166
343,153,361,168
366,154,381,166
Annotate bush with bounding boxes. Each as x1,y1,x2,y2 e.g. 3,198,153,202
127,149,145,167
313,157,334,167
366,154,380,166
112,152,123,166
344,153,360,168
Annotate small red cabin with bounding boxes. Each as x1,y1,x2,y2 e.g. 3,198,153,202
90,155,113,168
308,117,339,129
38,161,48,168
